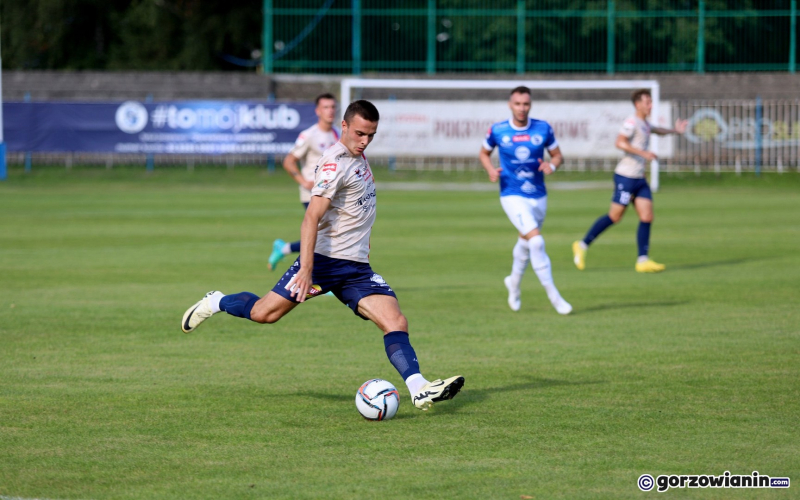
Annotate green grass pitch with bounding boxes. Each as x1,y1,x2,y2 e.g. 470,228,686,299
1,168,798,499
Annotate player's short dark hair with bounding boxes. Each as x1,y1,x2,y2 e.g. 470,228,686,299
510,86,531,97
343,99,380,124
315,93,336,106
631,89,652,104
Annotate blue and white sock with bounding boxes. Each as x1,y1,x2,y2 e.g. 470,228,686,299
219,292,260,321
384,331,428,394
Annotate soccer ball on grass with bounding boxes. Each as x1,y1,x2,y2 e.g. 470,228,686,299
355,379,399,421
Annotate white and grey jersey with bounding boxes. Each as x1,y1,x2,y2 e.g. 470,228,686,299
288,124,340,203
615,115,651,179
310,142,376,263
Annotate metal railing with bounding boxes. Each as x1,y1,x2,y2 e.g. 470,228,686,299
263,0,798,74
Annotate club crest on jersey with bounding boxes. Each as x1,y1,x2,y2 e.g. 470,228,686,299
514,146,531,161
531,134,544,146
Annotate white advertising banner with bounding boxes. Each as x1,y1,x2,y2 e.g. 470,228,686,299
368,100,673,158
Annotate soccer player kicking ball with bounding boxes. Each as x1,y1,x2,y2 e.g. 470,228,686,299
268,93,340,271
572,89,687,273
479,86,572,315
182,100,464,411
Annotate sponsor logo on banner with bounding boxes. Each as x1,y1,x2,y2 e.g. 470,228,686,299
116,102,149,134
369,100,673,159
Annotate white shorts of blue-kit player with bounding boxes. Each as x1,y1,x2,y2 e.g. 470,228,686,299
500,195,547,236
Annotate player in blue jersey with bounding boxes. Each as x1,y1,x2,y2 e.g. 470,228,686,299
479,86,572,315
572,89,687,273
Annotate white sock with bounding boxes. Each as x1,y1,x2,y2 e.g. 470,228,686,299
282,243,292,255
637,255,649,264
208,291,225,313
528,235,561,303
578,241,588,251
405,373,429,395
509,237,529,286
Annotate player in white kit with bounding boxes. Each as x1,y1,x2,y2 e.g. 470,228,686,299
268,93,339,271
181,100,464,411
572,89,687,273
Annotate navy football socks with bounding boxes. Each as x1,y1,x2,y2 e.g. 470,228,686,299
219,292,260,320
384,331,421,380
583,214,615,246
637,222,651,257
289,241,301,253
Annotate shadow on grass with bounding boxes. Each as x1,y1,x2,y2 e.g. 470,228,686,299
576,300,690,314
667,257,768,271
583,256,766,273
417,376,608,415
287,376,606,417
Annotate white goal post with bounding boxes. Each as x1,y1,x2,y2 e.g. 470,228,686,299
341,78,663,191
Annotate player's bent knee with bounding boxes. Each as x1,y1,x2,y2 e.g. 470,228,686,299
381,312,408,333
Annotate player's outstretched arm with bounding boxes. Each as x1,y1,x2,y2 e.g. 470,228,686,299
282,153,313,190
288,195,331,302
615,134,657,161
479,147,502,182
651,119,688,136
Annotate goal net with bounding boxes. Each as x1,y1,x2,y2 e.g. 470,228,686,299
341,78,668,191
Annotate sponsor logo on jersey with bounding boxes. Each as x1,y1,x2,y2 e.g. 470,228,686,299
355,190,376,206
321,162,337,181
514,168,535,179
531,134,544,146
513,134,530,142
501,135,512,145
514,146,531,161
521,181,537,194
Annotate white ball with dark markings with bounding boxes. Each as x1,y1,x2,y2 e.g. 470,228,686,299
355,379,400,421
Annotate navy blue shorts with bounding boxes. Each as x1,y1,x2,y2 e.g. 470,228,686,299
271,253,397,320
612,173,652,206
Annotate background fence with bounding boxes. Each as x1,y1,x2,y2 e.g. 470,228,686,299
7,98,799,174
265,0,799,74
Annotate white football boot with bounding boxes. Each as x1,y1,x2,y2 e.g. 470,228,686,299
503,276,521,312
412,375,465,411
551,296,573,315
181,291,223,333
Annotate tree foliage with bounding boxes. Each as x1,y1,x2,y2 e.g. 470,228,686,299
0,0,790,71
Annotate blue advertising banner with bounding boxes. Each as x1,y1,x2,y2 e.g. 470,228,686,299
3,101,317,154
